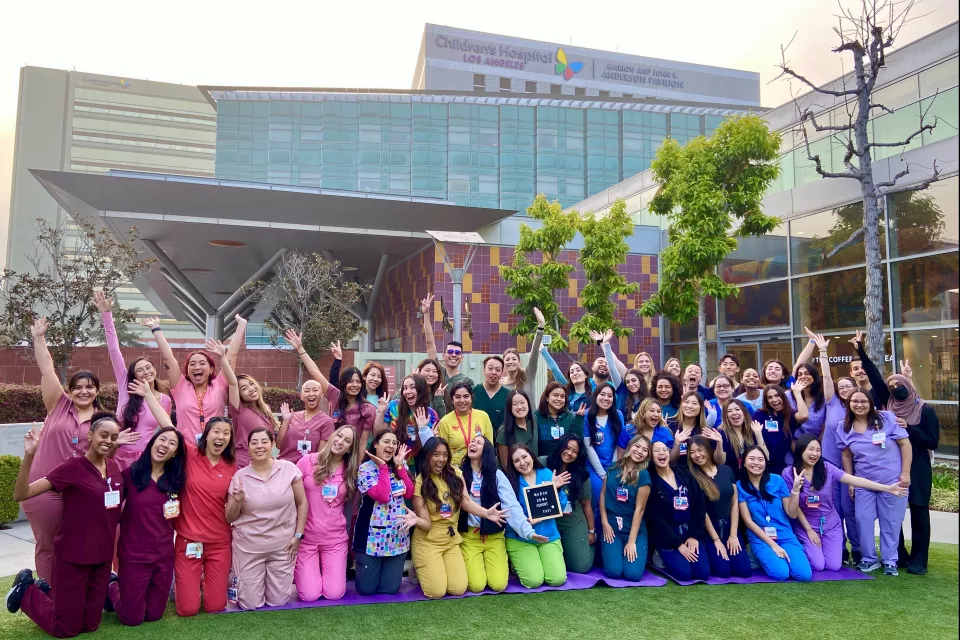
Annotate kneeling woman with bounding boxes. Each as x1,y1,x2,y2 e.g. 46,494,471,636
412,438,507,599
226,428,307,610
460,436,541,592
786,434,906,572
599,435,652,581
646,441,711,581
737,446,812,581
505,445,570,588
544,434,595,574
9,413,124,638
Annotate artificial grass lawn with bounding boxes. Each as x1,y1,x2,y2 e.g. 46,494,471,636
3,543,957,640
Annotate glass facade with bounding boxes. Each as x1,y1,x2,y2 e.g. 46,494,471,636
213,94,739,211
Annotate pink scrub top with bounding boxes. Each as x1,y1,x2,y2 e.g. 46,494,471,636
297,454,349,545
325,385,376,434
171,374,229,445
278,411,336,462
229,404,277,469
29,395,90,482
229,459,302,554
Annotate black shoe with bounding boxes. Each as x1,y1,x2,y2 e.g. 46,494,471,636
842,548,850,565
103,573,118,613
851,549,863,565
34,578,51,595
6,569,34,613
897,561,909,569
907,566,928,576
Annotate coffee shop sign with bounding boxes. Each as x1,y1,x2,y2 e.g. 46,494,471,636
601,63,685,89
828,355,894,364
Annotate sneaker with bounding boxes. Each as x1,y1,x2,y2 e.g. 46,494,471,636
6,569,34,613
851,549,863,565
906,566,927,576
34,579,51,595
103,573,118,613
858,560,881,573
883,564,899,577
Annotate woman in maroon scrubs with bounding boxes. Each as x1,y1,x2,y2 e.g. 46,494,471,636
8,413,124,638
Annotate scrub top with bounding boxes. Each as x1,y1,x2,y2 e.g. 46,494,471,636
618,423,675,450
472,384,509,434
354,460,411,557
229,404,277,468
229,459,303,554
176,443,235,544
117,466,176,564
437,409,494,466
507,467,568,543
556,476,592,533
752,410,795,474
781,461,844,534
660,403,680,422
46,456,123,565
704,464,738,528
496,419,539,459
735,392,764,414
789,392,829,440
819,397,847,467
535,410,582,459
603,466,651,532
28,395,90,482
737,475,798,544
837,411,908,485
414,470,464,544
659,477,693,532
297,455,348,545
171,375,229,445
326,385,377,434
278,410,335,463
588,412,621,469
384,400,440,450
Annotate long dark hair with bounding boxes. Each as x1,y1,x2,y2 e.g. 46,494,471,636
538,382,568,417
761,384,796,439
417,358,443,398
564,361,592,398
506,443,545,497
622,368,650,409
545,433,588,503
336,367,365,419
197,416,235,463
792,434,827,491
460,438,499,508
68,371,103,409
130,426,186,494
651,371,681,408
760,359,789,386
686,435,720,501
367,430,400,475
501,389,533,446
396,374,430,449
362,361,389,398
121,358,160,431
419,437,463,510
737,445,774,501
585,383,623,444
843,389,883,433
795,362,825,411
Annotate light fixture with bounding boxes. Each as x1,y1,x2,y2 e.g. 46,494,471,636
183,268,214,273
208,240,246,248
213,291,233,295
341,266,358,272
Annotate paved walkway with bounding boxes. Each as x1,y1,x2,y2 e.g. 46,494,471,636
2,511,957,578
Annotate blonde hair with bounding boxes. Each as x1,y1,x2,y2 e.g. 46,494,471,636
613,435,651,486
634,351,656,386
313,426,361,500
237,375,280,430
721,399,756,459
686,436,720,501
503,347,526,391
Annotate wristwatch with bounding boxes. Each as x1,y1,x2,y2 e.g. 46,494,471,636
587,529,595,534
294,532,305,540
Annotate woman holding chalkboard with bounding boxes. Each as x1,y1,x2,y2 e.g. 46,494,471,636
599,434,652,581
460,436,544,592
505,445,569,588
544,434,595,574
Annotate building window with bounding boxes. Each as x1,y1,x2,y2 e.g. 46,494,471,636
891,253,959,327
550,84,562,95
722,224,789,284
896,329,959,403
792,267,890,334
599,90,610,98
473,74,485,91
575,87,586,96
720,281,790,331
789,204,885,274
525,81,537,93
888,176,958,258
624,94,633,98
500,77,512,92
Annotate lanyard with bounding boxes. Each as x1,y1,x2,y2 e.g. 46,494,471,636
454,411,472,447
194,384,208,424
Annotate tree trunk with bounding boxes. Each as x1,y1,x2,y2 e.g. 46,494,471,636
296,361,304,391
697,295,708,373
862,187,886,368
58,359,69,385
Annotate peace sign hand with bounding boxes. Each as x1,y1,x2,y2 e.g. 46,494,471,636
414,406,430,428
435,384,447,398
329,340,342,360
231,478,245,503
377,393,390,415
421,294,434,317
791,467,806,493
899,359,913,379
576,404,587,417
848,330,863,348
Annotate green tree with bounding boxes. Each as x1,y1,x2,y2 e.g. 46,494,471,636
639,115,781,369
499,194,581,351
569,200,639,351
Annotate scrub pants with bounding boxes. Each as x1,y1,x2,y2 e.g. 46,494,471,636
837,481,860,552
295,538,349,601
658,547,711,581
233,547,295,611
460,530,509,592
20,558,110,638
556,515,594,574
794,519,843,572
505,537,567,588
601,521,647,581
413,536,468,599
108,557,174,626
855,488,908,565
354,552,405,595
898,503,931,571
173,536,231,616
22,492,62,581
751,537,812,581
702,518,751,578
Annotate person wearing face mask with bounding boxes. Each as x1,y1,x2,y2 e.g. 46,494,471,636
839,390,912,576
107,391,186,626
8,414,125,637
686,436,751,578
501,308,545,394
436,381,494,467
719,399,767,476
505,445,570,587
539,348,597,414
543,434,595,573
376,374,440,460
646,441,711,581
669,391,726,467
497,389,539,468
19,318,139,583
737,446,812,581
460,437,541,592
753,383,808,474
599,435,652,581
229,374,280,468
353,431,419,595
535,382,583,459
786,434,907,573
295,426,360,601
619,398,675,455
735,368,764,414
276,382,336,464
412,438,507,598
95,291,171,470
651,372,682,422
473,356,509,432
155,315,246,445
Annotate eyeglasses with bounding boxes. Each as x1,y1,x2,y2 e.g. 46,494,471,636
849,400,870,405
134,365,155,376
446,348,462,356
714,384,732,390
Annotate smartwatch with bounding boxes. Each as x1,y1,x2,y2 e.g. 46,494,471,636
294,532,305,540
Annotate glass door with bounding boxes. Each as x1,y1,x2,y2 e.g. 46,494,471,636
721,339,795,375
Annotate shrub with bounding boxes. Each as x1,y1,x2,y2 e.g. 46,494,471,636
0,455,21,524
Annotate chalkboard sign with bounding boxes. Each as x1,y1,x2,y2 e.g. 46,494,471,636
523,482,562,522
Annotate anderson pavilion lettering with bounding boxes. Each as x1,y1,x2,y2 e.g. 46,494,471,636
601,63,685,89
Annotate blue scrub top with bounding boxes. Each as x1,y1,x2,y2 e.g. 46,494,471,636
508,467,569,542
617,423,675,450
736,475,798,544
589,411,621,469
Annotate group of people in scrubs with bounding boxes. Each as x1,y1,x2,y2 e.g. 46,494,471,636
5,289,939,635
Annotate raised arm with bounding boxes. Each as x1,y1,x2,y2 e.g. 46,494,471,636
95,291,129,390
540,346,568,386
225,314,246,371
129,380,174,428
143,317,181,388
807,328,834,402
13,429,54,502
792,334,818,376
285,329,330,394
421,294,437,361
851,331,889,406
598,330,627,383
329,340,343,387
30,318,65,413
791,381,809,423
524,308,545,389
206,338,238,390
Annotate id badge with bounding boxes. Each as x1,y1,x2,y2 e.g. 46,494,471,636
679,442,687,454
390,476,405,497
71,436,79,445
195,433,203,445
806,494,821,509
551,425,561,440
185,542,204,559
471,479,482,498
616,486,629,502
673,495,689,510
163,499,180,519
765,420,778,432
439,503,452,519
297,439,311,456
764,526,778,540
407,424,416,442
594,431,604,445
104,490,120,509
322,484,338,501
872,432,886,445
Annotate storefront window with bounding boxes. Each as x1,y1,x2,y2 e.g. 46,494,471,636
888,176,959,258
722,224,788,284
794,333,892,382
895,329,960,403
790,204,885,274
720,281,790,331
792,267,890,334
666,343,718,379
892,253,960,327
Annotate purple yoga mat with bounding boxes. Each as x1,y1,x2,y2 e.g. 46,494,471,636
219,568,666,613
658,566,874,586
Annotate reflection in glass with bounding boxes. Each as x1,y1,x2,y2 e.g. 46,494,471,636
896,329,960,404
720,281,790,331
668,297,716,343
792,268,890,334
722,224,788,284
889,176,958,258
666,343,718,379
790,204,885,274
892,254,960,327
793,333,893,382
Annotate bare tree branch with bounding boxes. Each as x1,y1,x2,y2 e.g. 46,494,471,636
866,122,936,149
876,159,942,193
825,226,867,259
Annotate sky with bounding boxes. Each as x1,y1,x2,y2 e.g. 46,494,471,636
1,0,957,264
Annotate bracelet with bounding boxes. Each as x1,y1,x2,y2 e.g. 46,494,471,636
712,537,720,542
297,351,306,356
791,490,802,496
538,326,545,331
151,327,161,333
587,529,595,534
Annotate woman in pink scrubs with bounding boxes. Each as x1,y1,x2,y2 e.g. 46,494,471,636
295,425,361,601
226,427,308,610
229,374,279,468
20,317,139,581
151,314,245,444
277,381,335,463
95,291,172,470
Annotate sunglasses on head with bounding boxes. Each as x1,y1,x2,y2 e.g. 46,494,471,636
446,348,462,356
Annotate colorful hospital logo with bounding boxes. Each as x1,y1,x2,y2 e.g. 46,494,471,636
555,48,584,81
119,80,131,89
